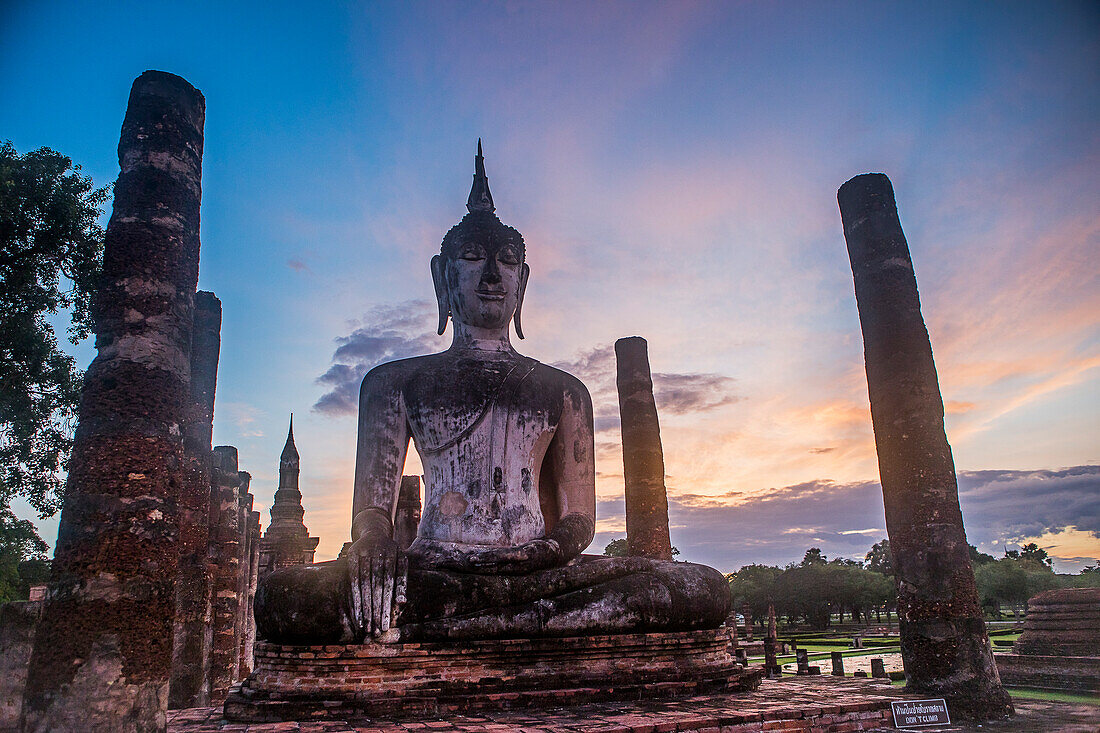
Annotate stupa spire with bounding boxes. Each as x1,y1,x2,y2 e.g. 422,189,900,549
280,413,298,467
260,413,319,577
466,138,495,213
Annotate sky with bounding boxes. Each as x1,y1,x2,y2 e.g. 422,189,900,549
2,1,1097,573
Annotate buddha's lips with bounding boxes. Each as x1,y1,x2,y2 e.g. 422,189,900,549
476,289,506,300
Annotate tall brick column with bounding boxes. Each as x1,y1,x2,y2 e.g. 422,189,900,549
838,173,1012,720
21,70,205,733
169,291,221,709
615,337,674,561
207,446,242,703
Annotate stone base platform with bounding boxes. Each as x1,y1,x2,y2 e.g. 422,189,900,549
225,629,763,721
995,653,1100,694
177,677,903,732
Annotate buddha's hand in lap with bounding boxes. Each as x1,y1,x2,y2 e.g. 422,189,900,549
463,538,563,575
347,510,408,641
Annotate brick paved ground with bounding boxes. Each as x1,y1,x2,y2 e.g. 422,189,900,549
168,677,1099,733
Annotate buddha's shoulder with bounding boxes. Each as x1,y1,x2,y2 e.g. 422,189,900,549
530,361,590,397
359,352,448,391
360,351,591,402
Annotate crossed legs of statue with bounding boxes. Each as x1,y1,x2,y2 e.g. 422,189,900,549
255,556,730,645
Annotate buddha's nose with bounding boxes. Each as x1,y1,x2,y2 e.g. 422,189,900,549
482,256,501,283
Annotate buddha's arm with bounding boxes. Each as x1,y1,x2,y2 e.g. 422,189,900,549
351,365,411,537
542,376,597,561
348,364,411,639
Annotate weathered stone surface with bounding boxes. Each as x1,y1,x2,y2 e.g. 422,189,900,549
21,70,204,733
207,445,242,704
0,602,42,730
169,290,221,710
1012,587,1100,657
226,629,762,721
615,336,674,561
838,173,1012,720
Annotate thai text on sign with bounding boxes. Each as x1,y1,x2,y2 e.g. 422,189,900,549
891,699,950,728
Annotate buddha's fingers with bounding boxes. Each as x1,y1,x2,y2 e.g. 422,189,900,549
348,552,364,636
370,554,385,636
380,553,396,632
394,554,409,616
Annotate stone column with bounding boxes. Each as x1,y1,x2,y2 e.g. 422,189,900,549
21,71,204,733
241,510,261,677
207,446,242,704
839,173,1012,720
394,475,422,551
234,471,254,682
614,337,674,561
169,291,221,709
831,651,845,677
764,604,779,678
743,603,753,642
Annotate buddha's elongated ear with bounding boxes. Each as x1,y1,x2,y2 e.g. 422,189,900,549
514,262,530,340
430,255,449,336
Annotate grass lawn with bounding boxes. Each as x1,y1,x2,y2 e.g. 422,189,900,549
1006,688,1100,706
749,647,901,666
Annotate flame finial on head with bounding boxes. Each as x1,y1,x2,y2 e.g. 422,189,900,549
466,138,495,213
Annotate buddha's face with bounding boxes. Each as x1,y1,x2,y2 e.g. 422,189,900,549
445,237,524,331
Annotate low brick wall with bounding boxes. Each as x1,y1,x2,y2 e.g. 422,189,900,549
995,653,1100,693
226,628,764,721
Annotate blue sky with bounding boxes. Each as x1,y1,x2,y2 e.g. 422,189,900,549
3,1,1097,571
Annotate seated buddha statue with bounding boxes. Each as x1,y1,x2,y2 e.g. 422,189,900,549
255,144,730,645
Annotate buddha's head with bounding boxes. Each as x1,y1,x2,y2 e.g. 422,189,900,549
432,142,530,339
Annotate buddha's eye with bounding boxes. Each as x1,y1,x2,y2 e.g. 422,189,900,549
458,245,485,261
497,247,520,266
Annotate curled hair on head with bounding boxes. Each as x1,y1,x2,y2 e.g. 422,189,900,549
439,211,526,262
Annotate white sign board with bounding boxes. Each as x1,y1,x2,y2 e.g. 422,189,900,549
891,699,950,728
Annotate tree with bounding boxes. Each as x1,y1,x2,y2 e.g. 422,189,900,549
969,544,997,566
0,141,106,548
801,547,827,565
727,563,782,626
602,537,679,557
0,507,49,602
1017,542,1054,569
603,538,628,557
865,539,894,575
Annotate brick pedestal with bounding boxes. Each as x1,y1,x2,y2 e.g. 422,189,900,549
225,629,763,721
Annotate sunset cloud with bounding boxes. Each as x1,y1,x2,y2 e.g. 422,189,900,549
590,466,1100,573
313,301,439,416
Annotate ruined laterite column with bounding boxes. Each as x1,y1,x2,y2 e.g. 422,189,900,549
839,173,1012,720
169,291,221,709
20,71,205,733
614,337,674,561
233,471,255,681
207,446,242,703
394,475,422,551
241,509,261,677
764,605,779,678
